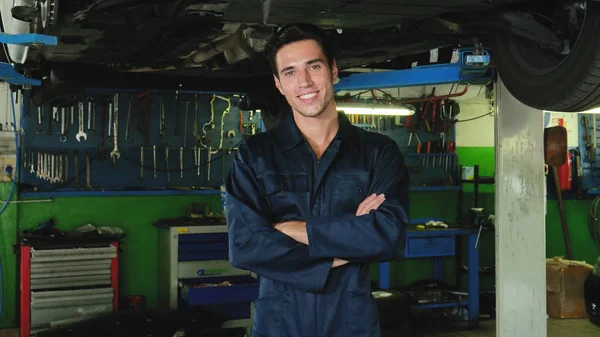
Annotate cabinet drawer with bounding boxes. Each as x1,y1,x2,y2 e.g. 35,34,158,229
405,236,455,257
180,275,258,306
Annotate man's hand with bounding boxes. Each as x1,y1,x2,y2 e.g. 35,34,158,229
332,258,349,268
355,193,386,216
274,221,309,245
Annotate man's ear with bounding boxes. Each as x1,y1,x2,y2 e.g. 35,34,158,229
273,74,284,95
331,59,339,83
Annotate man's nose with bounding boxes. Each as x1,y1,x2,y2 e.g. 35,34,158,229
298,69,313,86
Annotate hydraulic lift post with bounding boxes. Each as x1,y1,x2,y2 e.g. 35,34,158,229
495,77,546,337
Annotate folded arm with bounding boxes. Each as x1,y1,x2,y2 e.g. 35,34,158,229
304,141,409,263
225,141,338,293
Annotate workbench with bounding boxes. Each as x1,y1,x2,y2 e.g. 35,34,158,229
378,220,481,328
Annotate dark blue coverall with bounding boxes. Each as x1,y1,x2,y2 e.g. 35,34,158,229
225,112,409,337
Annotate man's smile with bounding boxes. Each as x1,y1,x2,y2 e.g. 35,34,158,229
298,90,320,102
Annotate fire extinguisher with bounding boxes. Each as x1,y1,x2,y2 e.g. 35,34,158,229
557,152,573,191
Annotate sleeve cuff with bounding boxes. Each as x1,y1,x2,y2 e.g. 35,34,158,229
306,216,330,259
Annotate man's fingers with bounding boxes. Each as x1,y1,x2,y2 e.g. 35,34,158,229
356,194,386,216
356,193,377,215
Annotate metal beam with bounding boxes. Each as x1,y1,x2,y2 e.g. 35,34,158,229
0,33,57,46
495,77,547,337
334,49,494,91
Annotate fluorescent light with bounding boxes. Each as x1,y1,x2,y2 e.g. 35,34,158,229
337,103,415,116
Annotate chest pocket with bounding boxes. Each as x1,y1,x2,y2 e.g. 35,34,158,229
257,173,309,222
331,172,370,216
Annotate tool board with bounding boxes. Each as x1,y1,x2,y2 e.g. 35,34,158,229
19,90,261,195
18,89,458,196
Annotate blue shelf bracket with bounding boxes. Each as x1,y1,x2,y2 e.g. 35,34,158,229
0,32,58,87
334,48,495,91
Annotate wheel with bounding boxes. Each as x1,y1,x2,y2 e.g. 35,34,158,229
490,1,600,112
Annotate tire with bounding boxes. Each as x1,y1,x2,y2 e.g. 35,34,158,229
490,2,600,112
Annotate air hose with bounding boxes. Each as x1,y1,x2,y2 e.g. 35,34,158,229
588,197,600,250
0,90,20,318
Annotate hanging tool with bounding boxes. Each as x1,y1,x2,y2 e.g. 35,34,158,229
180,147,184,178
86,152,92,190
140,146,144,180
110,94,121,166
87,99,93,133
197,146,201,176
184,102,189,146
126,94,133,141
207,147,212,182
137,92,151,146
153,145,157,179
76,102,87,142
74,152,80,188
165,147,170,182
60,106,65,135
175,91,180,137
98,103,107,161
108,99,113,138
64,153,69,186
160,95,165,139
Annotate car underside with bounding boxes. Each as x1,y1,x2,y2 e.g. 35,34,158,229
3,0,600,112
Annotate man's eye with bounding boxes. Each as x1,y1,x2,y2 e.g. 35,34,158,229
285,71,294,76
311,64,321,70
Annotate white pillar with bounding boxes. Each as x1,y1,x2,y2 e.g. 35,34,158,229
495,77,547,336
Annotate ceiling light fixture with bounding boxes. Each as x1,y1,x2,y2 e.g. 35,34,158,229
336,102,415,116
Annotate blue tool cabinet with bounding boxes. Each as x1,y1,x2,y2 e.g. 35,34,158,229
155,220,258,335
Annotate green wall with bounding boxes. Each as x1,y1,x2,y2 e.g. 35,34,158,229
0,192,221,328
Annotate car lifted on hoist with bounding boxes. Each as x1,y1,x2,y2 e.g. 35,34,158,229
1,0,599,113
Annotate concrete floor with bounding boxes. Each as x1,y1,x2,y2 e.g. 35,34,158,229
423,318,598,337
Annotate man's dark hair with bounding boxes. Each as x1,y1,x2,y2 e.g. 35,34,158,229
265,23,335,78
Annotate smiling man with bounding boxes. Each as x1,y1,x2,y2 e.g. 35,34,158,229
225,23,410,337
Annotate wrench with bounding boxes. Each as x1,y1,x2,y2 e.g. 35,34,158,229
110,94,121,163
76,102,87,142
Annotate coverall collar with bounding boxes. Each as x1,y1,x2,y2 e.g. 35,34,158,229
273,111,360,152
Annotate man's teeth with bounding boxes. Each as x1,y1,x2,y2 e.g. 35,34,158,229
299,92,317,99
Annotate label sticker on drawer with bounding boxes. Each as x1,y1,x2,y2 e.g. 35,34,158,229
197,268,229,276
177,228,188,233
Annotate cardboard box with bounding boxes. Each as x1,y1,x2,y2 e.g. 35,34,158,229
546,257,593,318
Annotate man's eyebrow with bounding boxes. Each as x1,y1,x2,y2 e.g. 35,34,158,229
306,59,325,66
279,59,325,75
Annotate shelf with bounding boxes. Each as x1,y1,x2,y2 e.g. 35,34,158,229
21,188,221,198
409,186,461,192
461,178,495,184
411,301,468,309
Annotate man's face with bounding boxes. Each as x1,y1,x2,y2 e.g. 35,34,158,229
273,39,338,119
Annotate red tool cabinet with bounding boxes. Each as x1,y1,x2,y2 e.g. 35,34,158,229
19,239,120,337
